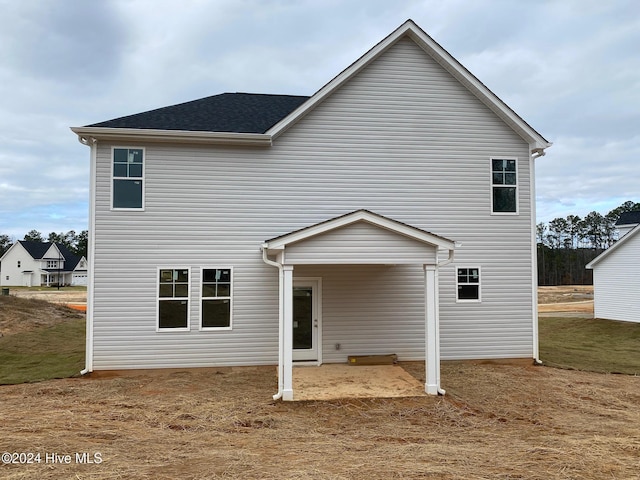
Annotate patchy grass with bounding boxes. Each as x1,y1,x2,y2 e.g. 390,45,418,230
539,316,640,374
0,295,85,384
0,318,85,384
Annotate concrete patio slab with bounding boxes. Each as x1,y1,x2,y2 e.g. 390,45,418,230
291,364,427,401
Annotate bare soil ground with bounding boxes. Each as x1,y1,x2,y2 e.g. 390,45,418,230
10,287,87,305
538,285,594,314
1,362,639,479
3,285,630,479
0,295,84,337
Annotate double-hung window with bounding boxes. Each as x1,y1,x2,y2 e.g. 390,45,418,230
201,268,232,329
457,267,481,302
113,147,144,209
491,158,518,214
158,268,190,330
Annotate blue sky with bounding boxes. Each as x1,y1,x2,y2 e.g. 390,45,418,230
1,0,638,238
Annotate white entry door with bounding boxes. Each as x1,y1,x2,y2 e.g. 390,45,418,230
292,279,321,362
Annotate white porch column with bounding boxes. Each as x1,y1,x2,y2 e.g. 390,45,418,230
424,264,441,395
282,265,294,401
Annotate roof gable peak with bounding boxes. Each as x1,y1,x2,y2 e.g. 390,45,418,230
268,19,550,151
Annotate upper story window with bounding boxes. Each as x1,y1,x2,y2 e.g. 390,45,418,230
46,260,58,269
17,261,20,268
491,158,518,214
113,147,144,210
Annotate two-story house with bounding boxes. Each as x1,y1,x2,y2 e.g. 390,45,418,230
71,20,551,400
0,241,88,287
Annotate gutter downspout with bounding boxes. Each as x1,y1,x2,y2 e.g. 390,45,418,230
262,245,284,400
78,135,97,376
530,145,547,365
433,246,456,395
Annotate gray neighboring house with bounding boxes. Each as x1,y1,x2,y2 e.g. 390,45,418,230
0,241,88,287
586,211,640,323
71,20,551,400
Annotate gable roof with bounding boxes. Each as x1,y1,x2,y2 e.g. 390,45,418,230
586,223,640,269
71,20,550,153
19,240,52,259
86,93,309,134
616,211,640,226
18,241,84,271
264,209,455,252
267,19,551,151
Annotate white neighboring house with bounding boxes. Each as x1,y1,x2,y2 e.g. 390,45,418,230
71,20,551,400
0,241,88,287
586,212,640,323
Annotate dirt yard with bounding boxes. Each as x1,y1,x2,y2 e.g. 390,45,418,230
538,285,594,314
3,285,628,479
1,362,638,479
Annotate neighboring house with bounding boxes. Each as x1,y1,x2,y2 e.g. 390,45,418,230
586,212,640,323
0,241,88,287
71,20,551,400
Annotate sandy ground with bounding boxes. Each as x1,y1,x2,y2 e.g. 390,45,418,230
538,285,594,314
9,288,87,305
293,364,426,401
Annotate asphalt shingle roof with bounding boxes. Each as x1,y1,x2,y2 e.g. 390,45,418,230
19,241,83,270
616,211,640,226
19,241,52,259
87,93,310,134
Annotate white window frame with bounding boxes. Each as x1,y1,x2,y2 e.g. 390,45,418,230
157,267,191,332
46,260,58,269
456,266,481,303
111,146,145,211
490,157,518,215
199,267,233,331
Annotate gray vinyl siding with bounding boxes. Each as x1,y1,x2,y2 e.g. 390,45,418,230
284,222,437,265
91,36,534,369
592,233,640,323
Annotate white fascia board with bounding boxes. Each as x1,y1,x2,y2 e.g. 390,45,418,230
586,224,640,269
70,127,272,147
267,19,551,151
265,210,455,251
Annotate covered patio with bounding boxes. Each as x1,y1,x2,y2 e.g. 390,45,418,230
262,210,456,401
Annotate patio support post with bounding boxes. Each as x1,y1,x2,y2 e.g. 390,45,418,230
424,264,440,395
282,265,294,401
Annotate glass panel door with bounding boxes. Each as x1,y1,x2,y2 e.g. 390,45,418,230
292,280,320,361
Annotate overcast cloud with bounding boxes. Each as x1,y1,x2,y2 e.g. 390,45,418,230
0,0,638,238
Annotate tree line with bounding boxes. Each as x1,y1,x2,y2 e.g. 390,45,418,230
0,230,88,259
537,200,640,285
